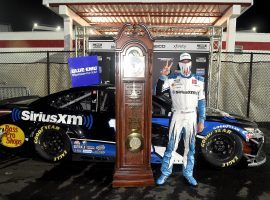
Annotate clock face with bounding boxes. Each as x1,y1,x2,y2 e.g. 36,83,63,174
124,47,145,78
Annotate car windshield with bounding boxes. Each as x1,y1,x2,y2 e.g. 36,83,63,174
206,107,231,117
30,87,115,113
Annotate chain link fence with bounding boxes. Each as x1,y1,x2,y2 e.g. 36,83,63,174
0,50,269,123
249,53,270,123
0,51,77,98
210,52,270,123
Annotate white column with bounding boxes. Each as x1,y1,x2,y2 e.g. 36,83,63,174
226,17,237,52
64,17,73,51
225,5,241,52
59,5,89,51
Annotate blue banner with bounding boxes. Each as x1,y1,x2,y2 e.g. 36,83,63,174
68,56,100,87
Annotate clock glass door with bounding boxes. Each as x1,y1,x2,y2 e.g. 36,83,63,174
124,46,145,78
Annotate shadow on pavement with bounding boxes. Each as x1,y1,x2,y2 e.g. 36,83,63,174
0,127,269,200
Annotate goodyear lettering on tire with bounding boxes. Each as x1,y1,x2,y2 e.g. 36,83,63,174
53,150,68,162
34,125,60,144
34,124,70,162
201,128,242,168
33,124,70,162
201,128,232,148
201,132,213,148
222,156,239,167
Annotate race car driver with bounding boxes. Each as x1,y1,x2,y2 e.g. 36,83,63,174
155,52,206,186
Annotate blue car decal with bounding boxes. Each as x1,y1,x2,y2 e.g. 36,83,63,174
71,139,165,164
71,140,116,157
151,152,163,164
152,117,170,127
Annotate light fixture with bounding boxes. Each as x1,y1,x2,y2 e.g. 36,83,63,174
252,27,257,32
32,23,38,31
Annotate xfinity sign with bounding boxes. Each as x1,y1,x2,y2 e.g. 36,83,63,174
154,41,210,52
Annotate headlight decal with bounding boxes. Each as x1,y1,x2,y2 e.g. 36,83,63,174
244,127,264,140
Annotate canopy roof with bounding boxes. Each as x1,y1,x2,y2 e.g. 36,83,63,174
43,0,253,36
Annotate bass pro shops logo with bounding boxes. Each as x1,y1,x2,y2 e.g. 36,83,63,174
0,124,25,148
12,108,93,129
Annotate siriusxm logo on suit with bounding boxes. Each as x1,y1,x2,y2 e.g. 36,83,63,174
68,56,100,87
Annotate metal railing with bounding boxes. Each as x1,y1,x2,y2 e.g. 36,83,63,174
0,86,30,100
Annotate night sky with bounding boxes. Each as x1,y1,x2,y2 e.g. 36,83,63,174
0,0,62,31
236,0,270,32
0,0,269,33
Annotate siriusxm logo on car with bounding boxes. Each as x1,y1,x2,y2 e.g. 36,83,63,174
12,108,93,129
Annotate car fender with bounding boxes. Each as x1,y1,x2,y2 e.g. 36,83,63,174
198,121,247,141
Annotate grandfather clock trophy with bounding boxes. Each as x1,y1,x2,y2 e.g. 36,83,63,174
112,23,154,187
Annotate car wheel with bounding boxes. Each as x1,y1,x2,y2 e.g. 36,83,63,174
33,124,71,162
200,129,243,168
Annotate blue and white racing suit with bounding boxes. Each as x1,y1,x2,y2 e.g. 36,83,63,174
156,71,206,178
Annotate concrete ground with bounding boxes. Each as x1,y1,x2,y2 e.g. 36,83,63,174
0,128,269,200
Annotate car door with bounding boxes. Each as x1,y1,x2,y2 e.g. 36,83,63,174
51,87,115,142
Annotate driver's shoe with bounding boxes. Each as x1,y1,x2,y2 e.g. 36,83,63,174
183,175,198,187
156,174,168,185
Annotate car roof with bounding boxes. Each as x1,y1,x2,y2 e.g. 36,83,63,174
29,84,115,109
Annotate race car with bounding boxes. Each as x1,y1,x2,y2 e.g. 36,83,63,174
0,84,266,168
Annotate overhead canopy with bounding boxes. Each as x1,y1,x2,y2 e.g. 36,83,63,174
43,0,253,36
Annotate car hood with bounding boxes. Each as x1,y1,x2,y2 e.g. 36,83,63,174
153,95,257,127
206,107,257,127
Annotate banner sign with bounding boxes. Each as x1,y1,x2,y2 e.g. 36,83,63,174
87,37,210,93
89,40,115,52
68,56,100,87
88,40,210,52
154,41,210,52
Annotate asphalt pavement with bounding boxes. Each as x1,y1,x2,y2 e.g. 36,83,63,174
0,128,270,200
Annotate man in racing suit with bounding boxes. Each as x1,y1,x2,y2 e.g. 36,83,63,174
156,53,206,186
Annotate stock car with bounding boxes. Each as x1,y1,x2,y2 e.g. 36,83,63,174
0,84,266,168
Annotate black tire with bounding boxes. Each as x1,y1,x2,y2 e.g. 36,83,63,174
33,124,71,162
200,129,243,168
